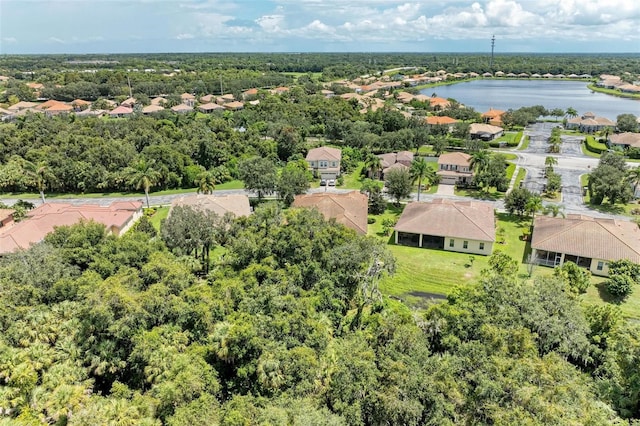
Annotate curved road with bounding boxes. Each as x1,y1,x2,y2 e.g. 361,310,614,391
1,123,634,220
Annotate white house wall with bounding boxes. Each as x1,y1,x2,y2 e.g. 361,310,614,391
444,237,493,255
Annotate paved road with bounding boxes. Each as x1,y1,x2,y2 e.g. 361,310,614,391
1,122,633,221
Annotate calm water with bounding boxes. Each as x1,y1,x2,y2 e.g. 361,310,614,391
420,80,640,120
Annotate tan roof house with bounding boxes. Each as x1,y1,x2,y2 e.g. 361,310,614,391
292,191,368,235
180,93,196,107
170,194,251,218
150,97,167,106
565,114,615,133
44,102,73,116
142,104,165,114
531,214,640,276
120,97,136,108
223,101,244,111
0,202,143,255
437,152,473,185
7,101,38,111
394,199,495,255
608,132,640,149
198,102,225,113
171,104,193,114
242,88,259,99
306,146,341,179
377,151,414,178
481,108,505,126
199,94,215,103
109,105,134,117
469,123,504,141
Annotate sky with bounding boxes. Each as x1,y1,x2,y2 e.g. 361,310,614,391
1,0,639,54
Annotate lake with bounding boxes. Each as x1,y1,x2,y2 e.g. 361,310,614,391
419,79,640,120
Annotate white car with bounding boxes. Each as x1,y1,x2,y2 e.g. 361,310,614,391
328,179,336,186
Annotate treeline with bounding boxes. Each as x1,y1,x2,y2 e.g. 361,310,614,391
2,52,640,83
1,207,639,424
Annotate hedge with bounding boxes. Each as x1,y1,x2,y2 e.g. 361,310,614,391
584,136,607,154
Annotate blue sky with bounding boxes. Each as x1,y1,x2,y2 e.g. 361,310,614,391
1,0,639,54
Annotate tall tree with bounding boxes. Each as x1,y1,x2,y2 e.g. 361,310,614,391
195,170,216,194
384,167,413,206
628,166,640,197
126,159,161,208
410,157,436,201
364,152,383,180
238,157,277,200
276,161,310,206
22,159,57,204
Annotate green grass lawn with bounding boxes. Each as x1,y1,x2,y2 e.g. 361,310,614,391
340,162,365,190
582,277,640,320
148,206,170,231
517,135,530,150
513,168,526,188
0,180,245,200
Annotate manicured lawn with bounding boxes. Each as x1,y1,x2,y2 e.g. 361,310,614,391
582,277,640,321
517,135,530,150
371,206,536,308
513,168,526,188
148,206,170,231
340,162,365,189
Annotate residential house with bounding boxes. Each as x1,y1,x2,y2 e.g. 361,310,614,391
437,152,473,185
428,97,451,110
481,108,505,126
109,105,134,117
292,191,368,235
394,199,495,255
565,113,616,133
306,146,342,180
150,97,167,106
425,116,459,132
43,102,73,116
120,97,136,108
608,132,640,149
180,93,196,107
198,102,225,113
171,104,193,114
170,194,251,218
242,88,259,99
223,101,244,111
142,104,165,114
216,94,236,105
531,214,640,276
7,101,38,111
71,99,92,111
0,202,143,255
378,151,414,179
199,94,215,104
469,123,504,141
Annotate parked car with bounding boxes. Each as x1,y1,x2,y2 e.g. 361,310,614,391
320,179,327,186
328,179,335,186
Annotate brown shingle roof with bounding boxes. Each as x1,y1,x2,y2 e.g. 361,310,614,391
395,199,495,242
171,194,251,218
438,152,471,167
292,191,368,235
532,215,640,263
609,132,640,148
306,146,341,162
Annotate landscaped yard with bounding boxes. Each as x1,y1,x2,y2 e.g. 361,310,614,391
148,206,170,231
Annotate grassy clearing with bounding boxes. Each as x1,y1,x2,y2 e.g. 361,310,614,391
340,162,365,190
513,168,526,188
582,277,640,321
517,135,531,150
581,173,640,217
148,206,170,231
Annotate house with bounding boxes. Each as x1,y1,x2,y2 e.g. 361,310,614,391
425,116,458,132
376,151,414,178
199,94,215,104
292,191,368,235
481,108,505,126
223,101,244,111
0,209,15,228
170,194,251,218
142,104,165,114
608,132,640,149
242,88,259,99
531,214,640,276
0,202,143,255
109,105,134,117
120,97,136,108
394,199,495,255
71,99,92,111
469,123,504,141
306,146,341,180
43,102,73,116
565,113,616,133
180,93,196,107
437,152,473,185
171,104,193,113
428,97,451,110
216,94,236,105
7,101,38,111
150,97,167,106
198,102,225,113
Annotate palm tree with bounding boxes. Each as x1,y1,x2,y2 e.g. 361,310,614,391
628,166,640,198
544,156,558,174
526,195,543,227
22,159,56,204
195,170,216,194
543,204,565,218
565,107,578,119
364,153,383,180
410,157,436,201
127,159,161,209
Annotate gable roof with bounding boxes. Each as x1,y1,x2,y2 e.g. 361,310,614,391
481,108,505,118
198,102,225,112
426,116,458,125
609,132,640,148
0,202,142,255
142,104,164,114
306,146,341,162
438,152,471,167
469,123,503,135
395,199,495,242
109,105,133,115
171,194,251,218
292,191,368,234
532,215,640,263
171,104,193,112
7,101,38,111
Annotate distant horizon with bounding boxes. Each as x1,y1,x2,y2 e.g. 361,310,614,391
1,0,638,55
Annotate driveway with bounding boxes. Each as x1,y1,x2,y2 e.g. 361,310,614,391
436,184,455,196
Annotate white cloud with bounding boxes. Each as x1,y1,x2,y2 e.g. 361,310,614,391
176,33,195,40
2,37,17,43
256,14,285,32
48,37,65,44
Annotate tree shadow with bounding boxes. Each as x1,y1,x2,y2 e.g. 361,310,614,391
585,203,625,215
594,280,625,305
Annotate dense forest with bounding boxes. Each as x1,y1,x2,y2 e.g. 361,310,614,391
1,207,639,425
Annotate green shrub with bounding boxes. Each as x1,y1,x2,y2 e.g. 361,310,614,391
584,136,607,154
606,274,634,299
367,217,376,224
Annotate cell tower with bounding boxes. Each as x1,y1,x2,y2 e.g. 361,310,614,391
490,35,496,70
